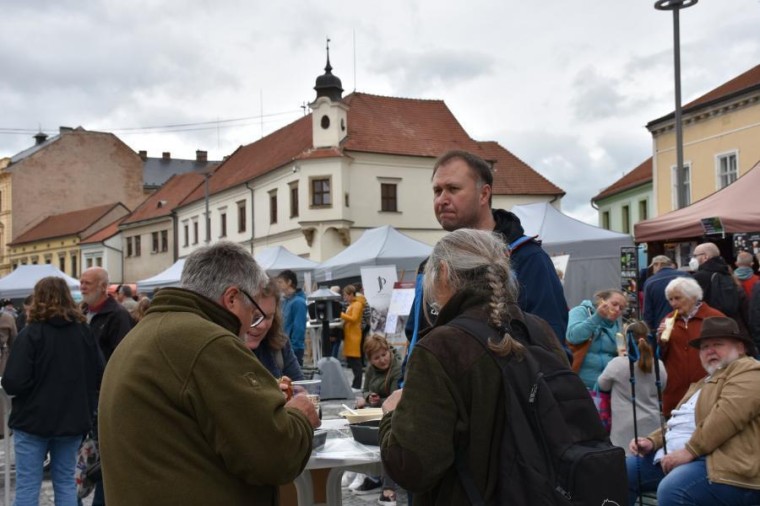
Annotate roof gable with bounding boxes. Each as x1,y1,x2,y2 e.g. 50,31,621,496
592,157,653,202
80,218,124,244
122,172,207,225
11,202,125,245
478,141,565,196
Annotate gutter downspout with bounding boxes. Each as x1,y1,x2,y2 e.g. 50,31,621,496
246,181,255,254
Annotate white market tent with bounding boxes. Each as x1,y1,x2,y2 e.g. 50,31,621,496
314,225,432,282
254,246,318,274
136,258,186,294
0,264,80,299
512,202,634,307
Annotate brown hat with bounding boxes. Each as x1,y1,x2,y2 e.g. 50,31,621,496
689,317,757,355
648,255,673,268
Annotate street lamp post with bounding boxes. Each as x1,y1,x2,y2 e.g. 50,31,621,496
655,0,698,210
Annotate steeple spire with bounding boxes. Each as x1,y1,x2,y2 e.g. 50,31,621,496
314,37,343,102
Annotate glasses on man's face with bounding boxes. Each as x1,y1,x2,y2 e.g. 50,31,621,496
238,288,267,328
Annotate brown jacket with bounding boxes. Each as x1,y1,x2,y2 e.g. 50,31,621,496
648,356,760,489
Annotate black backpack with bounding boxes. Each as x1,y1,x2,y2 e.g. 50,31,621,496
449,313,627,506
708,272,742,318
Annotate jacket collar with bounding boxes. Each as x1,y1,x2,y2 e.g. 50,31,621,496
149,287,241,336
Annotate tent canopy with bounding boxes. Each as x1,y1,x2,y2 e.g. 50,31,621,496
314,225,432,282
254,246,317,274
0,265,80,299
136,258,186,294
635,161,760,243
512,202,634,307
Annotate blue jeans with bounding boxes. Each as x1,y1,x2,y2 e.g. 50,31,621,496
13,429,81,506
627,454,760,506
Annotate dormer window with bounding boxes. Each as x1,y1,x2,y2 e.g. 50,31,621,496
320,115,330,129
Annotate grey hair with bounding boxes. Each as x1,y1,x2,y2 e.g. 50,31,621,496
665,276,703,302
423,229,523,357
181,241,267,302
736,251,754,267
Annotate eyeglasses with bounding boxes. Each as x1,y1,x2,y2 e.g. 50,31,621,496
238,287,267,328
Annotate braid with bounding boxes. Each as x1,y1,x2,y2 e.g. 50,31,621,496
485,253,524,359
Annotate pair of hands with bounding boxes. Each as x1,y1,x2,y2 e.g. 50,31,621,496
628,438,695,474
355,392,382,409
279,376,321,429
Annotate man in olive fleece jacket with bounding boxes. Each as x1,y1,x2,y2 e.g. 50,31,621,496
99,242,318,506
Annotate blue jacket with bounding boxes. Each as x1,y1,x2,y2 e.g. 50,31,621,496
642,268,691,331
253,339,304,381
566,300,621,389
281,289,307,351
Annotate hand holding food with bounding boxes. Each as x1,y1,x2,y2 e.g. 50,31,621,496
279,376,294,400
660,310,678,343
285,394,321,428
368,392,381,407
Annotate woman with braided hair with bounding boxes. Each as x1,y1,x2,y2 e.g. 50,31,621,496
377,228,566,504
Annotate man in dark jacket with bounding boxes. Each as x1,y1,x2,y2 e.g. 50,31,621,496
643,255,691,331
690,242,744,323
80,267,133,363
405,150,568,350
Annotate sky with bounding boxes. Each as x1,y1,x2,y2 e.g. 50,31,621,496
2,1,760,224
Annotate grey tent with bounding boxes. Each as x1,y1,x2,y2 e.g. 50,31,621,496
136,258,186,294
254,246,318,275
0,265,80,299
314,225,432,282
512,202,634,307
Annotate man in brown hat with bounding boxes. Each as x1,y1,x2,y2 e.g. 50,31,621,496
626,317,760,505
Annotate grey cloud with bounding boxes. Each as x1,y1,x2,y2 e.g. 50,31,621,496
571,67,626,121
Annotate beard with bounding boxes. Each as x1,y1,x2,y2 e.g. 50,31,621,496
703,347,741,376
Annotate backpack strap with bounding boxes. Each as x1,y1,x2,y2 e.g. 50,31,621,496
508,235,538,254
447,315,553,505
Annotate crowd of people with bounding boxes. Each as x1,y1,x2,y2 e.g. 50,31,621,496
0,149,758,506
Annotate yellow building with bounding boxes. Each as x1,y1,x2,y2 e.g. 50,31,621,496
647,63,760,216
8,203,130,277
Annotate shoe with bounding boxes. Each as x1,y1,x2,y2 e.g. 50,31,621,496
348,473,366,491
341,471,356,488
378,489,397,505
352,476,382,495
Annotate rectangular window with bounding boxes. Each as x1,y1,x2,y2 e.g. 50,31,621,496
381,183,398,212
290,184,299,218
269,191,278,224
716,152,738,189
621,205,630,234
237,201,247,233
311,178,331,206
135,235,141,257
220,213,227,238
638,200,648,221
152,231,159,253
183,224,189,247
70,254,77,277
161,230,168,252
96,257,102,267
671,164,691,209
86,258,93,268
602,211,610,230
59,256,66,271
126,237,133,257
192,220,199,244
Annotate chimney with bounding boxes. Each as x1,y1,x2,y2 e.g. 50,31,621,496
33,132,48,145
138,150,147,161
162,152,171,161
196,150,208,163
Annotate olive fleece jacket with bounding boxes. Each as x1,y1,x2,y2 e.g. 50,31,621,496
99,287,313,506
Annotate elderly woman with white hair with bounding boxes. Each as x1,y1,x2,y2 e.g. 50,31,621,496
658,276,725,417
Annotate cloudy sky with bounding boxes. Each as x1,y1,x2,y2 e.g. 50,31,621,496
2,0,759,223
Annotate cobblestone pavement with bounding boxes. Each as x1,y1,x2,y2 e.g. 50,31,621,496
0,365,408,505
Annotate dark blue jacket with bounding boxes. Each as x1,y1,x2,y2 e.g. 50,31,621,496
252,339,304,381
281,289,308,351
2,317,102,437
642,267,691,331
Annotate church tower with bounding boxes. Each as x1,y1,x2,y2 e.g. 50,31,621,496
310,40,349,149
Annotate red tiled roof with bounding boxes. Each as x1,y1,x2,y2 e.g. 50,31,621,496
11,203,122,245
592,157,652,202
478,141,565,196
182,92,562,204
648,64,760,127
123,171,207,225
80,218,124,244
